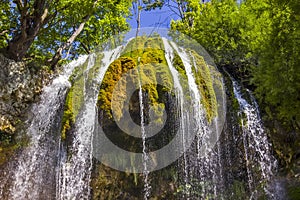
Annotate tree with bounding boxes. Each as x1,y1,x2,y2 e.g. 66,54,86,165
170,0,300,160
0,0,131,66
170,0,252,73
170,0,276,85
252,0,300,129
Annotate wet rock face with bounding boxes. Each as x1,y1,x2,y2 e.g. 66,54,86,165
0,54,51,135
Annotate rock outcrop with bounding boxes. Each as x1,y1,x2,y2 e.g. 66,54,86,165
0,54,51,165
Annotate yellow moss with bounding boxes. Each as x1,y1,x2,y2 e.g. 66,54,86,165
98,57,136,119
97,36,174,121
0,117,16,134
0,144,18,166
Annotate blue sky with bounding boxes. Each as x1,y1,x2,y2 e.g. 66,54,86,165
127,3,181,29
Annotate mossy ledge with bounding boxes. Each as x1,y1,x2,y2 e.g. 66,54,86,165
97,36,174,120
61,53,103,140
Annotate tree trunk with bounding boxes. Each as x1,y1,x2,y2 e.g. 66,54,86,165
6,34,36,61
132,0,141,37
6,1,49,61
136,0,141,37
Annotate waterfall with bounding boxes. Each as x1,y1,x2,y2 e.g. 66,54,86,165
163,38,190,198
232,80,277,199
169,40,222,199
56,54,97,199
0,35,281,200
139,81,151,200
57,47,123,199
136,57,151,200
7,55,88,200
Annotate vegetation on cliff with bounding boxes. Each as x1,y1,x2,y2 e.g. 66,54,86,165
190,51,217,122
61,53,103,140
92,35,222,198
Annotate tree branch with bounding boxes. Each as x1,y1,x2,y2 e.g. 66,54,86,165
50,0,100,67
50,15,90,67
0,30,9,36
81,42,91,54
14,0,24,10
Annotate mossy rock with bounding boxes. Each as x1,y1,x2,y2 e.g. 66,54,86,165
0,128,28,166
97,36,174,121
92,36,225,199
190,50,217,122
61,59,88,140
61,53,103,140
97,56,137,120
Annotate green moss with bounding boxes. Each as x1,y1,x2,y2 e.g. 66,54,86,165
97,36,174,121
190,50,217,122
172,52,186,77
0,131,15,165
61,53,104,140
229,180,249,199
91,161,179,199
61,87,75,140
91,163,142,200
171,52,191,103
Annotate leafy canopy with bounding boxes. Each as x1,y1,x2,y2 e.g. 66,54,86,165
0,0,131,64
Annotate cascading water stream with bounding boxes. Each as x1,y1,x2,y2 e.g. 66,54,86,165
136,58,152,200
139,81,151,200
162,38,190,198
170,42,218,198
6,56,88,200
232,80,277,199
57,46,123,200
57,54,97,199
189,53,224,199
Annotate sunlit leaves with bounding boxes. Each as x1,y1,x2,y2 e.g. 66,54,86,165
0,0,14,48
252,0,300,125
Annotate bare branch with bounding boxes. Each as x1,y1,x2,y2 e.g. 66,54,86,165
50,15,90,67
0,30,9,36
64,45,73,60
165,0,184,19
